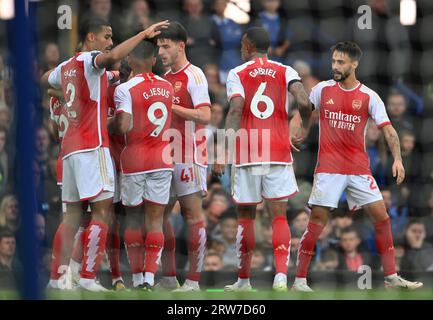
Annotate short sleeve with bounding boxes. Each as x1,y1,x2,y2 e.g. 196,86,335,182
226,69,244,101
48,63,63,89
309,83,322,110
187,67,211,108
368,91,390,128
285,65,301,88
114,84,132,115
81,51,105,76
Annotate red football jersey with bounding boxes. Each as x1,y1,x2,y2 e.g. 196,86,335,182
114,73,174,174
226,57,301,166
48,51,110,159
49,97,68,184
310,80,391,175
107,82,125,172
163,62,211,166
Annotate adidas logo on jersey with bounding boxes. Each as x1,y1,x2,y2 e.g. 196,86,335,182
326,98,334,105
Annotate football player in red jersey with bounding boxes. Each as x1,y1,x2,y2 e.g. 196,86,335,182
156,22,211,291
42,17,169,291
292,42,423,291
215,27,312,292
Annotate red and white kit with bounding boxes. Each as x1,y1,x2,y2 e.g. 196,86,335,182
226,57,300,204
115,72,174,206
48,51,115,203
49,96,68,186
308,80,390,210
163,62,211,197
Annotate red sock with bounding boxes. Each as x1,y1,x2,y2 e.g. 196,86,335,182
186,220,206,281
272,216,291,275
375,217,396,276
295,221,324,278
144,232,164,274
237,218,255,279
162,219,176,277
124,228,144,274
49,223,76,280
107,216,121,279
80,221,109,279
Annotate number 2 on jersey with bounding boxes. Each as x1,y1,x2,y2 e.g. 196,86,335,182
251,82,274,119
367,175,378,190
65,82,77,119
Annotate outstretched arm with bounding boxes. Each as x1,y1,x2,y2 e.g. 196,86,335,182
382,124,405,185
171,105,211,125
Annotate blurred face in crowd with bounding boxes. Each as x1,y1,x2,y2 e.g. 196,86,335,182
340,231,360,254
334,215,353,229
366,122,380,144
381,190,392,210
184,0,203,17
35,214,46,242
132,0,150,17
321,256,338,270
0,109,11,129
204,64,221,86
36,127,50,154
292,211,309,233
401,133,415,154
213,0,227,17
87,26,113,53
221,218,237,243
157,39,184,68
262,0,280,14
210,240,226,256
318,221,332,241
332,51,357,82
204,254,223,271
0,130,6,153
251,249,265,269
405,222,425,249
206,194,229,222
210,103,224,128
90,0,111,19
4,197,18,221
261,223,273,247
386,94,406,118
0,236,16,258
44,43,60,65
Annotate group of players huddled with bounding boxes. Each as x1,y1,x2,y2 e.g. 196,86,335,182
41,18,423,292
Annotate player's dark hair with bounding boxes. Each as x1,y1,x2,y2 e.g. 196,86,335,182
157,21,188,43
244,27,270,54
79,16,111,43
130,40,157,61
331,41,363,61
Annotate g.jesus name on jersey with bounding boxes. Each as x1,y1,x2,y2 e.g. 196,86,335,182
310,80,391,175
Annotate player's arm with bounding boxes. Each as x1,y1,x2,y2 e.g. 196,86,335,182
171,104,211,125
47,88,63,100
114,112,132,135
41,69,54,87
94,20,169,69
382,124,405,185
289,81,312,127
48,119,59,142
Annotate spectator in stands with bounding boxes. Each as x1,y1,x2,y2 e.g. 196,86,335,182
120,0,155,41
35,126,51,180
207,102,225,137
0,104,11,130
0,127,9,195
217,212,238,267
331,210,353,240
314,220,338,263
365,122,387,185
253,0,290,63
401,219,433,271
0,228,16,271
292,60,319,95
182,0,214,68
422,190,433,246
40,42,60,75
381,187,409,239
0,195,19,233
394,240,405,272
337,226,373,272
251,246,267,271
386,90,414,134
314,248,339,271
205,189,231,238
291,209,309,235
259,220,274,270
210,0,243,83
204,252,224,271
82,0,122,43
204,63,227,106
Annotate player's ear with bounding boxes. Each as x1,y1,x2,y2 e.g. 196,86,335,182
352,60,359,69
87,32,95,43
179,41,185,52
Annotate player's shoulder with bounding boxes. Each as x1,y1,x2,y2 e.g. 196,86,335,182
154,74,172,85
359,83,382,101
312,79,337,92
185,63,207,86
115,76,144,95
229,60,256,76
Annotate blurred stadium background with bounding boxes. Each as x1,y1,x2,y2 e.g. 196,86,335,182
1,0,433,299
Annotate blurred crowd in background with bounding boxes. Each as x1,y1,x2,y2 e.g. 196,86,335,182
1,0,433,289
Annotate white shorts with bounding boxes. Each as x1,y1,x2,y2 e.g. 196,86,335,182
308,173,383,211
231,164,298,205
170,163,207,198
121,170,173,206
62,147,115,203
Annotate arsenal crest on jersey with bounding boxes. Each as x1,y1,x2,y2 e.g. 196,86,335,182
352,99,362,110
174,81,182,92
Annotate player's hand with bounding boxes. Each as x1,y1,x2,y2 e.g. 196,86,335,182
290,126,304,152
392,159,405,185
142,20,170,39
212,163,226,177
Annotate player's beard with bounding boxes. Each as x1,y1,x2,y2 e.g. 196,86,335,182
333,68,351,82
